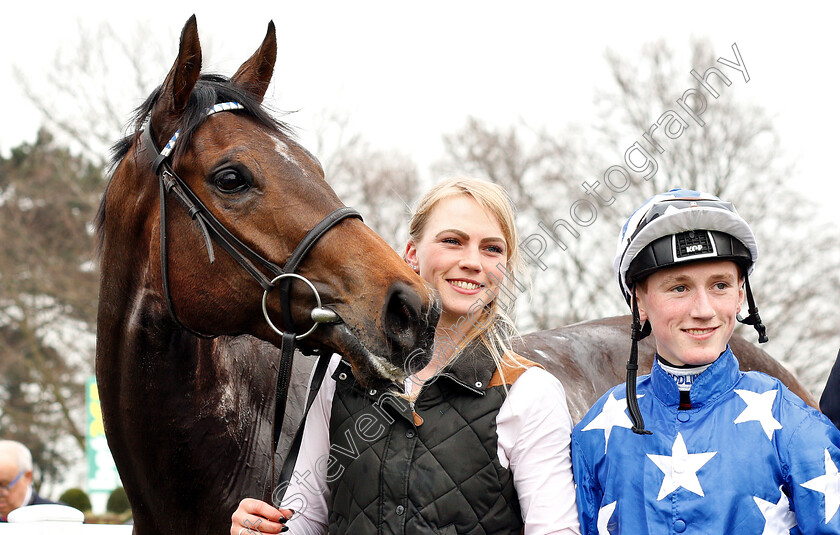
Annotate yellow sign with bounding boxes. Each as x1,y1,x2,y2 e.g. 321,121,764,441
86,377,120,493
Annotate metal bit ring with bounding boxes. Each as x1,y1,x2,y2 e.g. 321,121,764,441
261,273,323,340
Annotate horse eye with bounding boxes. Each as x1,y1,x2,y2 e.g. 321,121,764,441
213,169,249,193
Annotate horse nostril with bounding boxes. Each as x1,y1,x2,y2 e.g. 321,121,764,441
394,301,411,332
383,282,422,353
382,282,438,375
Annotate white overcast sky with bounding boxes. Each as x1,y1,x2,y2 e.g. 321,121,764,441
1,1,837,217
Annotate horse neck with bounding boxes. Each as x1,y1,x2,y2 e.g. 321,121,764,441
96,232,279,533
97,296,280,531
96,149,199,395
96,149,297,532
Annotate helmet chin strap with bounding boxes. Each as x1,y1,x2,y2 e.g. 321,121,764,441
737,273,768,343
628,286,653,435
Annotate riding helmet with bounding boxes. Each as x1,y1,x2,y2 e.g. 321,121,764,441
613,188,767,435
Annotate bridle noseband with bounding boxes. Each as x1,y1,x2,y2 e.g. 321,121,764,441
141,101,362,452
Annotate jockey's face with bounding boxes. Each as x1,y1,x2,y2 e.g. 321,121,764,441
636,260,744,367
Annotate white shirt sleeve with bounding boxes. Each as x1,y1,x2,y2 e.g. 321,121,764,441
497,367,581,535
281,355,341,535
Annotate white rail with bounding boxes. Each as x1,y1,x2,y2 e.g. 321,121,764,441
1,505,132,534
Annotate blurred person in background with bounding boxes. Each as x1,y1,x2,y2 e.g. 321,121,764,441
0,439,60,521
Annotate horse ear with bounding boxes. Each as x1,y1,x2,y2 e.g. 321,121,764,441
156,15,202,119
231,21,277,103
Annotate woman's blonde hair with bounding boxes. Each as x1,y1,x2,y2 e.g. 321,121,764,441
407,177,526,379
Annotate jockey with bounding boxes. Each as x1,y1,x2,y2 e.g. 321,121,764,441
571,188,840,534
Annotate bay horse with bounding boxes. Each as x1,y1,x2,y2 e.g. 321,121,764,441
95,17,438,535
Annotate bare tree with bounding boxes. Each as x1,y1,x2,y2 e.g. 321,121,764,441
439,40,839,396
4,22,171,482
13,20,170,165
0,130,101,483
311,108,421,249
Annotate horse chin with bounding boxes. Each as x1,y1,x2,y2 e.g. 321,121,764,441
325,323,409,387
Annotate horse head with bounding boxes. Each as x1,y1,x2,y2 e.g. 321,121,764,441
98,16,438,386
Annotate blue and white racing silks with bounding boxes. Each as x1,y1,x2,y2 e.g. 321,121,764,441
571,346,840,534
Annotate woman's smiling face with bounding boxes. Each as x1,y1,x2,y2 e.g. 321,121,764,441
404,194,508,331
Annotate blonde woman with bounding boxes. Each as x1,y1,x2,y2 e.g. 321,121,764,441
232,178,580,535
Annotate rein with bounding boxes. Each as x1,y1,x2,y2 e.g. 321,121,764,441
140,102,362,468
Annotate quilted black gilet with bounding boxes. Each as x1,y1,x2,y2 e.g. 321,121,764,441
326,344,531,535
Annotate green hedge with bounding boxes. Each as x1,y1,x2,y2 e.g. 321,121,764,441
106,486,130,514
58,487,91,512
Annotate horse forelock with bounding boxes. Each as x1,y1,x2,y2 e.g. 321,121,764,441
94,73,297,258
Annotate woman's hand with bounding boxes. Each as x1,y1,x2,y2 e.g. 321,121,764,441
231,497,292,534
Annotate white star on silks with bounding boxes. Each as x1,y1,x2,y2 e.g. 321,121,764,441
597,501,617,535
734,389,783,439
753,486,797,535
802,448,840,523
582,392,643,453
647,432,717,501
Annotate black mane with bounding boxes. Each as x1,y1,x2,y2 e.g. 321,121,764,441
94,74,294,255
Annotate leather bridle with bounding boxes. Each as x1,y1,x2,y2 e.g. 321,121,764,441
141,101,362,452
